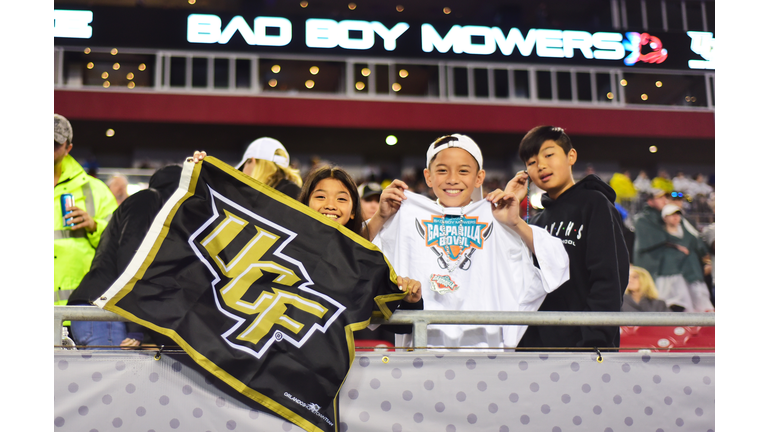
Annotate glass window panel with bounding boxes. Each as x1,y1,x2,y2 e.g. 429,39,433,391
494,69,509,98
705,1,715,32
474,68,489,98
169,57,186,87
260,59,345,93
68,51,156,88
394,64,439,97
576,72,592,101
453,67,469,97
354,63,369,93
536,70,552,100
596,72,613,102
375,64,389,95
646,0,665,30
686,0,704,31
191,57,207,88
626,0,644,28
557,71,572,101
214,58,229,89
622,73,707,106
666,0,684,30
235,59,251,89
513,70,530,99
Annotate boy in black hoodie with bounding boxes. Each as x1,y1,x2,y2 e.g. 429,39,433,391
509,126,629,350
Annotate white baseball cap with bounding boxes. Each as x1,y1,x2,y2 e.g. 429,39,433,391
661,204,683,218
426,134,483,170
235,137,289,169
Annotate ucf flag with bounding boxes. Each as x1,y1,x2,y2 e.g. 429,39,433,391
94,158,406,432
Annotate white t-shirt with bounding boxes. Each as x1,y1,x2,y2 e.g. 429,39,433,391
372,191,570,349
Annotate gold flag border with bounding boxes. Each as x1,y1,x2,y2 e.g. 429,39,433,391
98,157,406,432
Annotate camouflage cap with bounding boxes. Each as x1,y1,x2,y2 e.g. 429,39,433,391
54,114,73,145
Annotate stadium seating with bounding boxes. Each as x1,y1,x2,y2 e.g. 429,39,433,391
354,339,395,352
620,326,715,352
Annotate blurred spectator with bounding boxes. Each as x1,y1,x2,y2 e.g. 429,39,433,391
68,166,182,349
689,174,714,214
633,170,652,194
700,193,715,303
609,170,637,205
483,177,502,193
651,169,674,194
615,202,635,263
107,174,129,205
54,113,118,320
357,182,383,221
631,189,667,278
621,266,670,312
690,173,714,197
669,191,691,214
654,205,714,312
672,171,694,195
85,158,99,178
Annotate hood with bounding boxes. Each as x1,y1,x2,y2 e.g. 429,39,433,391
541,174,616,208
57,155,86,185
148,165,182,203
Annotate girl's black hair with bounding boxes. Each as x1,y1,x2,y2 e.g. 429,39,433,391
298,165,367,237
518,125,574,163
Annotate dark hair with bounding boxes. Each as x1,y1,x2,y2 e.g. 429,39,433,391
148,165,183,203
298,165,366,237
427,134,480,171
518,125,574,163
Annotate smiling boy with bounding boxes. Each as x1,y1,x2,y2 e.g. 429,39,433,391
367,134,569,350
509,125,629,350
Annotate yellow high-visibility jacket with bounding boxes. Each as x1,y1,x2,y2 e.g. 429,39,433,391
54,155,117,305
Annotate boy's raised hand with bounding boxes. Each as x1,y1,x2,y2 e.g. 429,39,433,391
503,170,529,203
486,187,537,254
486,188,522,228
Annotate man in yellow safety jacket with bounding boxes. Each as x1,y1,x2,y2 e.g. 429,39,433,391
54,114,117,313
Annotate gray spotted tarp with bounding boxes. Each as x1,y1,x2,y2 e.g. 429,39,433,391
54,350,714,432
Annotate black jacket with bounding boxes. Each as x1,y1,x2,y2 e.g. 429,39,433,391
518,174,629,349
67,166,183,338
273,178,301,200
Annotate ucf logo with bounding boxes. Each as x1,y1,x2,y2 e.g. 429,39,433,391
194,192,344,359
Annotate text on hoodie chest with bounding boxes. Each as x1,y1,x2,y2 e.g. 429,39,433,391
545,220,584,247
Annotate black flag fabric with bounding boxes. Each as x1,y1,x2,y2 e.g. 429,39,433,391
94,158,406,432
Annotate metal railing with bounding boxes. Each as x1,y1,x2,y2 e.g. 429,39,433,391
54,306,714,350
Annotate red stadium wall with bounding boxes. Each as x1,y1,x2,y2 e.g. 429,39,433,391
55,90,714,140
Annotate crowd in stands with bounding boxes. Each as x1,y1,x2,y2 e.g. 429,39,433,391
55,112,714,351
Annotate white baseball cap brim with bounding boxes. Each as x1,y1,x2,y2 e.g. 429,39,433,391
661,204,683,218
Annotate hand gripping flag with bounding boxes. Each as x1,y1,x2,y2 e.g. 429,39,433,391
94,158,406,432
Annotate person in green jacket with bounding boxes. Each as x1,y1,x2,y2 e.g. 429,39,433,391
654,204,714,312
54,114,118,340
632,188,668,277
